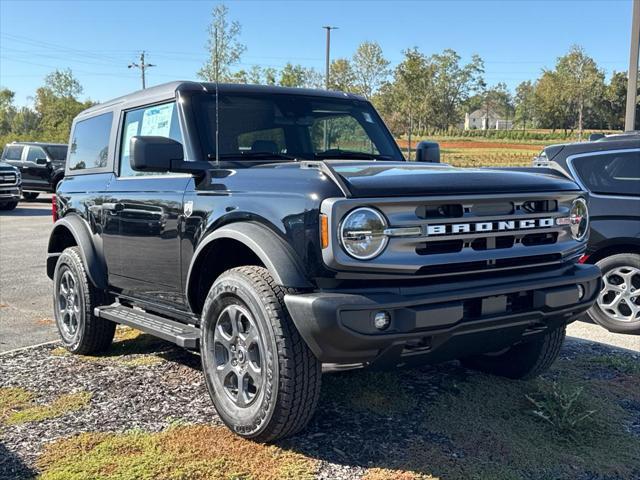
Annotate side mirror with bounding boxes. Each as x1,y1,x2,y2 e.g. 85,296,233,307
35,158,50,166
130,136,184,172
414,141,440,163
589,133,605,141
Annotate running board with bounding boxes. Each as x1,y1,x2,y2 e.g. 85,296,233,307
94,304,200,349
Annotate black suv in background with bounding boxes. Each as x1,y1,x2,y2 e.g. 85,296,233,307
1,142,68,200
534,133,640,333
48,82,599,441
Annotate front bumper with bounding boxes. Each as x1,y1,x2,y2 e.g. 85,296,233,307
284,263,601,367
0,186,21,203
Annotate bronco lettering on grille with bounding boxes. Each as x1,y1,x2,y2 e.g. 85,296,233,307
426,217,555,236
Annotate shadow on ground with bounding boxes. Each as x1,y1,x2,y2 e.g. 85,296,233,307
0,441,36,480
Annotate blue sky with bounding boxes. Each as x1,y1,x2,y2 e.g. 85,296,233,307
0,0,633,106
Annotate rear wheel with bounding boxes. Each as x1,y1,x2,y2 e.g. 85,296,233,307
22,192,39,201
587,253,640,334
53,247,115,354
461,326,565,379
200,266,321,442
0,201,18,210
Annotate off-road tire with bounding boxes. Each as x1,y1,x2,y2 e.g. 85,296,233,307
586,253,640,334
0,201,18,210
200,266,321,442
461,326,566,379
22,192,39,201
53,246,115,354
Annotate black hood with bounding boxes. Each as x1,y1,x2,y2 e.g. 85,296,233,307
0,161,18,172
326,161,580,197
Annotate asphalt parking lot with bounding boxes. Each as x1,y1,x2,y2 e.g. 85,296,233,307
1,195,638,354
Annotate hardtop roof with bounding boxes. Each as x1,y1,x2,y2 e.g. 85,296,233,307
77,81,367,119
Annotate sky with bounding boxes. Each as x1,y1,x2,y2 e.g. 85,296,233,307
0,0,634,107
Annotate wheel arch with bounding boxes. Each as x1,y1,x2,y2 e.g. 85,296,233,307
47,215,108,289
186,221,312,314
587,239,640,264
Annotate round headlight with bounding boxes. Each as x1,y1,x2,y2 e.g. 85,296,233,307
569,198,589,241
339,207,388,260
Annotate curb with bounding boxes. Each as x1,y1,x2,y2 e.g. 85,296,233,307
0,340,60,357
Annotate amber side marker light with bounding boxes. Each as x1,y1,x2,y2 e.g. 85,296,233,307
52,194,58,222
320,214,329,249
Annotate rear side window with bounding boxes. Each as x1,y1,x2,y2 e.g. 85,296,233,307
45,146,68,161
573,151,640,197
2,145,23,161
68,112,113,171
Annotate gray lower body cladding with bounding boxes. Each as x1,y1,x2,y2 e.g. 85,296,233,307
284,263,601,367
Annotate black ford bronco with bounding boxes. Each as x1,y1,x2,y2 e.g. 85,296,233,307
48,82,601,442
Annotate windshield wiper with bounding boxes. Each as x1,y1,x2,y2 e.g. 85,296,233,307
209,151,298,161
314,150,394,161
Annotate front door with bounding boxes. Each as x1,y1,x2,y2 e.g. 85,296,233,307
23,145,51,190
103,101,190,306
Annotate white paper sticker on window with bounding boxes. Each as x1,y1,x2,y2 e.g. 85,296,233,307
140,103,174,137
122,121,139,157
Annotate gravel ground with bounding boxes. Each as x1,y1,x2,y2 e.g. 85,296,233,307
1,334,639,480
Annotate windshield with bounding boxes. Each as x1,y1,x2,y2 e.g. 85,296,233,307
190,92,403,162
45,145,68,161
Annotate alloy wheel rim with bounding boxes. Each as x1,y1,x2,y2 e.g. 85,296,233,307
597,266,640,323
212,303,264,407
58,268,80,336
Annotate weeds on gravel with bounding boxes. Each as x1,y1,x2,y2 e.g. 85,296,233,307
5,391,92,425
584,354,640,375
37,424,317,480
362,467,436,479
526,382,596,439
0,387,34,419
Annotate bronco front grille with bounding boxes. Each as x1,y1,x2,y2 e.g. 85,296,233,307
321,191,584,277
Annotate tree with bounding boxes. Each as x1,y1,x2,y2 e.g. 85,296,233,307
0,88,17,135
603,71,639,130
555,45,605,137
198,4,246,82
44,68,83,98
352,41,390,99
329,58,356,92
278,63,322,88
514,80,535,131
479,82,513,128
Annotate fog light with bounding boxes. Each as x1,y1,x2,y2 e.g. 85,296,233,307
373,311,391,330
577,284,585,300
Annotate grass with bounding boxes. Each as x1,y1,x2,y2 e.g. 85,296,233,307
0,387,91,425
440,147,534,168
37,425,317,480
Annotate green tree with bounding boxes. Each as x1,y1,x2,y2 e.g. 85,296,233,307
11,107,40,136
604,71,638,130
278,63,322,88
44,68,83,98
329,58,356,92
198,4,246,82
515,80,535,131
352,41,390,99
0,88,17,135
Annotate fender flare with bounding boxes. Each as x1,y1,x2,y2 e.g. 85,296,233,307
186,222,313,304
47,215,108,289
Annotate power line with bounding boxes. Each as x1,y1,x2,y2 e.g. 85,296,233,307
128,51,156,89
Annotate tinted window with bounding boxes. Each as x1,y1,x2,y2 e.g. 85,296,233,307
191,93,401,161
573,151,640,196
119,102,183,177
45,146,68,161
68,113,113,171
3,145,23,161
26,146,46,162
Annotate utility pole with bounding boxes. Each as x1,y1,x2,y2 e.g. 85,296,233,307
626,0,640,131
322,26,338,89
128,51,156,89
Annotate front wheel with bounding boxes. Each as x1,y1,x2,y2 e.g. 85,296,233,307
0,201,18,210
587,254,640,334
461,326,566,379
22,192,39,201
200,266,321,442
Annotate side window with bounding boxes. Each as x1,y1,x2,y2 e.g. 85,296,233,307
68,113,113,171
119,102,183,177
3,145,24,161
573,151,640,197
26,146,46,162
310,114,379,155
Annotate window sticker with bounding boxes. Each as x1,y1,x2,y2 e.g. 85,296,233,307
122,121,139,157
140,103,174,137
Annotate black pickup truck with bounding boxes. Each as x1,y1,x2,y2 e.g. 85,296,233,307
47,82,600,442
